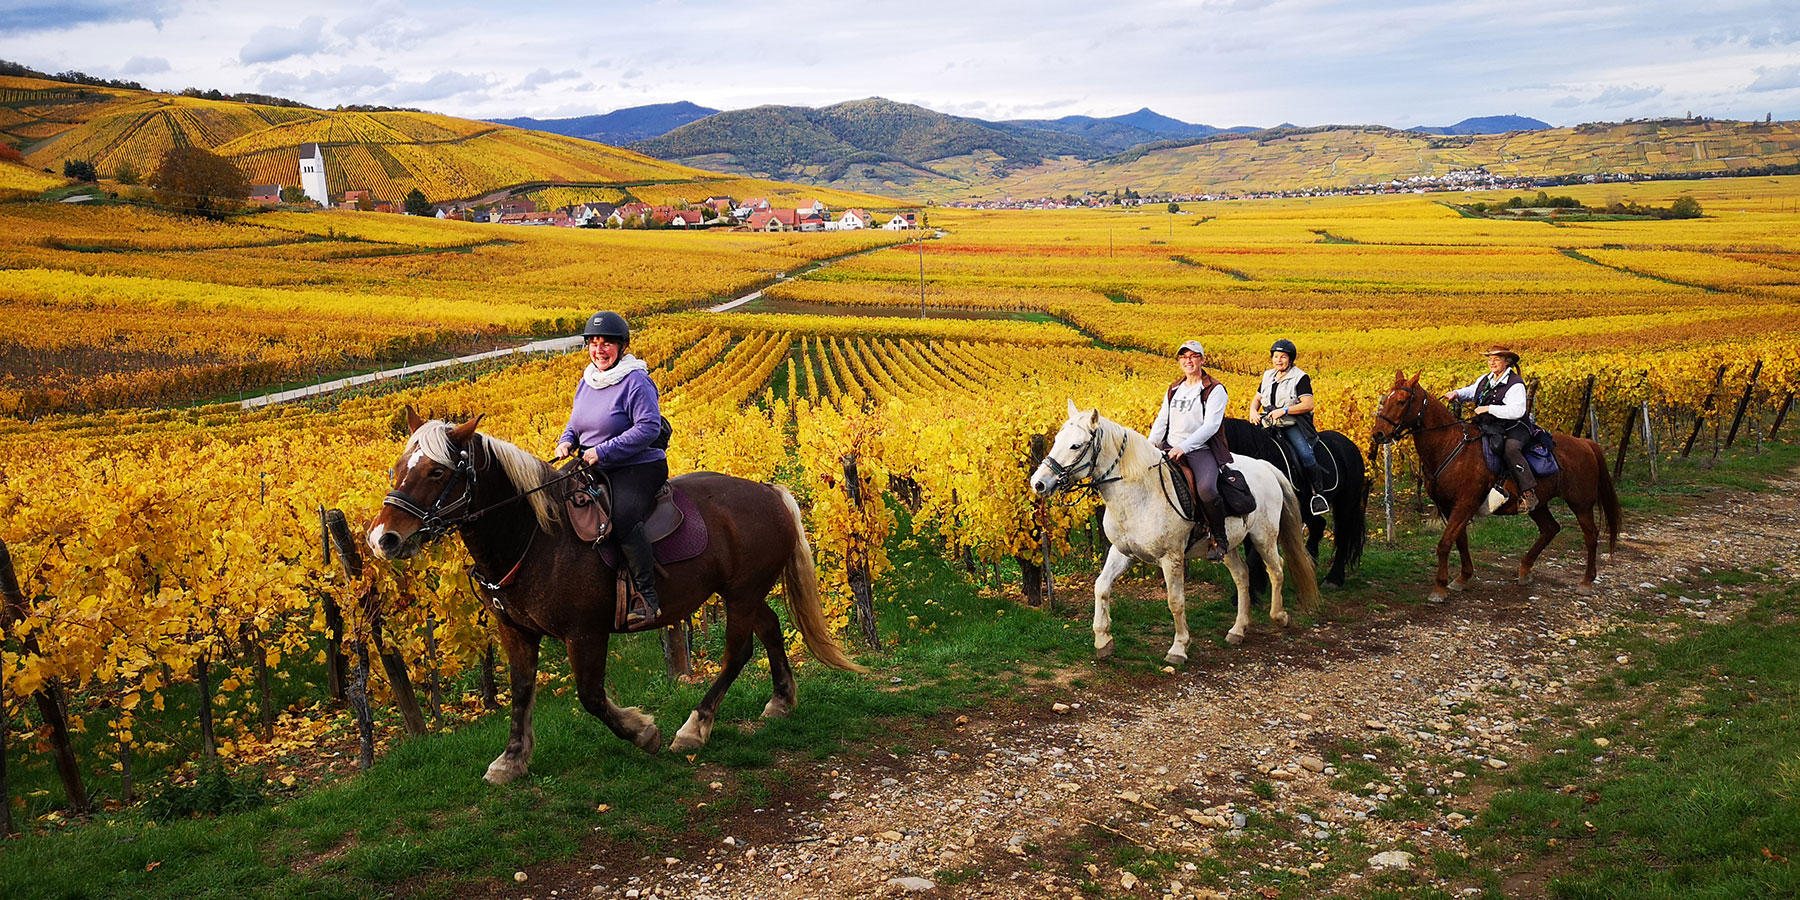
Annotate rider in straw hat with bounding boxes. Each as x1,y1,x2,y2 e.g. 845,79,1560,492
1440,345,1538,509
1149,339,1231,561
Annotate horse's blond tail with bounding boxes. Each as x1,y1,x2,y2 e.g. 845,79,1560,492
1277,476,1323,615
775,485,867,673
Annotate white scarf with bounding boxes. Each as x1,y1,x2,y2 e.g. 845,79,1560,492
582,354,647,390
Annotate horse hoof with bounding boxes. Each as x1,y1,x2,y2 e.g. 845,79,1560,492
1273,611,1290,627
483,758,528,785
1517,574,1533,586
1448,580,1468,593
1427,590,1448,603
1225,631,1245,646
762,697,793,719
1095,639,1115,661
635,724,663,754
1164,652,1187,667
1575,582,1597,596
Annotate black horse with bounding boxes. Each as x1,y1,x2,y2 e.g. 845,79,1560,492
1219,418,1368,588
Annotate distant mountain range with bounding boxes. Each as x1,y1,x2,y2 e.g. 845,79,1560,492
1410,115,1551,135
489,101,719,146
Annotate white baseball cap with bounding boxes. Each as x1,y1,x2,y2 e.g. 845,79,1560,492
1176,340,1205,357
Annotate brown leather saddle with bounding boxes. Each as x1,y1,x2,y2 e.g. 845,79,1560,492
563,470,693,632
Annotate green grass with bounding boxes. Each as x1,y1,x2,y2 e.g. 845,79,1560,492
1457,575,1800,898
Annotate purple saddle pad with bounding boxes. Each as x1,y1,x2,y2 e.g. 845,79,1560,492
598,487,709,568
1482,429,1561,478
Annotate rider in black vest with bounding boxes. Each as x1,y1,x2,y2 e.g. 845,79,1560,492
1441,345,1538,509
1251,338,1330,516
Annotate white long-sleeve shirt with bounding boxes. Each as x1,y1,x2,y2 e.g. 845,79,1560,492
1451,369,1527,420
1148,379,1226,453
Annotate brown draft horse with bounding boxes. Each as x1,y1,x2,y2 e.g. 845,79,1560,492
1368,372,1622,601
367,409,865,785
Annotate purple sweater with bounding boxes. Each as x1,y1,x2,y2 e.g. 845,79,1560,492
558,369,666,468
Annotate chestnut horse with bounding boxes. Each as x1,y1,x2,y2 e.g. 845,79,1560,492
1368,372,1621,601
367,410,864,785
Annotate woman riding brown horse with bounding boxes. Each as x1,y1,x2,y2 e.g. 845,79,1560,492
1369,372,1621,601
368,408,864,784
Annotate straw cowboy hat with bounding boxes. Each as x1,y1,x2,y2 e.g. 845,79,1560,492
1480,345,1520,366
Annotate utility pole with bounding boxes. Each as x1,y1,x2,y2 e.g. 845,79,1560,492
918,230,926,318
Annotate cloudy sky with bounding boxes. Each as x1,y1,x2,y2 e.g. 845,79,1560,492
3,0,1797,127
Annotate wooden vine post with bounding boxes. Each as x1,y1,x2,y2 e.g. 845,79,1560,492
322,511,375,768
1772,392,1796,441
0,536,88,815
318,506,348,701
1031,434,1055,610
840,454,879,649
1640,400,1658,484
1614,404,1636,480
1382,444,1395,544
1681,364,1729,458
1723,360,1763,450
1571,374,1595,437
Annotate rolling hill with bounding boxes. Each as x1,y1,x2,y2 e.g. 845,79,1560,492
1410,114,1551,135
951,120,1800,200
488,101,719,145
0,75,901,208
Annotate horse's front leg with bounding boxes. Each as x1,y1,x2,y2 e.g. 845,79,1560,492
1092,546,1132,661
1157,553,1191,666
484,620,541,785
1449,530,1473,591
568,636,661,754
1222,548,1254,644
1431,502,1480,602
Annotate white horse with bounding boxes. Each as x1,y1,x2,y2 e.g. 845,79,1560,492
1029,401,1321,662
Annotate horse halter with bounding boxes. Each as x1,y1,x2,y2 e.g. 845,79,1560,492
383,439,480,544
1038,422,1122,496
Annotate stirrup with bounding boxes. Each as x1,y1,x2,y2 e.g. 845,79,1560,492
622,593,658,630
1309,493,1330,516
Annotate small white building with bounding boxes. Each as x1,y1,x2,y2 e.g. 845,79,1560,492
838,208,872,229
881,212,918,230
298,143,329,207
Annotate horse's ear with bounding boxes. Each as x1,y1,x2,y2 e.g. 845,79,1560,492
1086,408,1099,429
1394,369,1405,385
403,404,425,433
1408,373,1421,388
1067,398,1078,418
449,414,483,445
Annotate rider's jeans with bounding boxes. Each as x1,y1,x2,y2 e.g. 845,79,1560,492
1278,425,1317,470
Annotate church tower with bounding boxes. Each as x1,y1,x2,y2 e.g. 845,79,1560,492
298,143,329,206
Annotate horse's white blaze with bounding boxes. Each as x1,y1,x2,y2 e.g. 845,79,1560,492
366,523,389,555
407,448,428,471
1037,404,1313,654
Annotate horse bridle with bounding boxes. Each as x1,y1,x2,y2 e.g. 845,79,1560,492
382,434,584,545
1038,422,1123,497
1370,383,1482,485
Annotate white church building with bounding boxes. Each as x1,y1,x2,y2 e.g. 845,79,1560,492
298,143,328,206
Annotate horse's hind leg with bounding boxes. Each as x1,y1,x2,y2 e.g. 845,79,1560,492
672,597,758,753
485,623,542,785
1519,505,1562,584
567,637,661,755
1158,554,1191,665
750,598,798,719
1573,504,1600,594
1223,549,1254,644
1093,546,1132,661
1252,523,1289,628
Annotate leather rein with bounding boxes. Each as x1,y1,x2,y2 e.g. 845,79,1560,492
1038,422,1125,500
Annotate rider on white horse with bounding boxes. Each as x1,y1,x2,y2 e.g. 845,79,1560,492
1147,340,1230,562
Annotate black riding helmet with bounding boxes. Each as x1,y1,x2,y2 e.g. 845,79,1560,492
581,310,630,345
1270,338,1298,360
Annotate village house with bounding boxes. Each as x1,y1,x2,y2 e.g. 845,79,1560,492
497,211,559,226
248,184,281,205
339,189,372,210
297,142,328,206
881,212,919,230
733,197,771,218
795,209,826,232
702,196,735,214
666,209,707,227
838,208,873,229
795,199,825,216
747,208,799,232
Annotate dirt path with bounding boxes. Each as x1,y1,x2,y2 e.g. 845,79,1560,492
527,465,1800,900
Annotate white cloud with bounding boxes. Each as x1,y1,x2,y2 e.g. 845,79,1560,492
118,55,169,75
519,68,579,91
1748,65,1800,92
239,16,329,65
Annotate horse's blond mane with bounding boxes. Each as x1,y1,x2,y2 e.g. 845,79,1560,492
1091,412,1165,480
408,421,561,533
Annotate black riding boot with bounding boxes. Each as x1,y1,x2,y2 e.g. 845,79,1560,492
1307,464,1331,515
620,522,661,630
1201,498,1228,562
